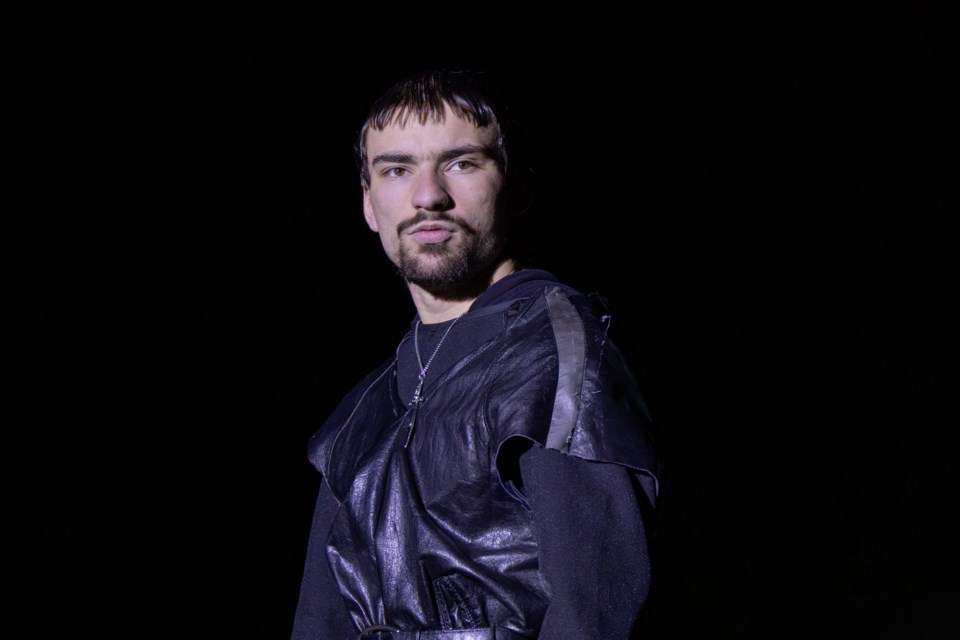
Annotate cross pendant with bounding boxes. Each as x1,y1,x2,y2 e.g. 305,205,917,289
406,378,425,448
410,377,425,407
405,400,420,448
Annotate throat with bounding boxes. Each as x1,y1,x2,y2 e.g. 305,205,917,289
408,257,517,322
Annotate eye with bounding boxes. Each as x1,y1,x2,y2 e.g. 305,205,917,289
448,160,476,172
383,167,408,178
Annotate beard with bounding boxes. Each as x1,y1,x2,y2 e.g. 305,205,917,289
396,212,504,296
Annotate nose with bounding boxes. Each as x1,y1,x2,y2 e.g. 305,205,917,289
411,170,451,211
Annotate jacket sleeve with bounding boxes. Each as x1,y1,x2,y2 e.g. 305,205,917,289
520,445,653,639
290,479,357,640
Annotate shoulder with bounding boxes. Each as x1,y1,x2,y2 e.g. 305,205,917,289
306,356,398,474
500,284,613,356
495,285,662,491
487,285,625,434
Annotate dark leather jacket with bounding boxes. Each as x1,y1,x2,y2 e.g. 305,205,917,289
306,281,661,636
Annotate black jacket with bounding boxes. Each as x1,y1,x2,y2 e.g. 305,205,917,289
291,271,662,638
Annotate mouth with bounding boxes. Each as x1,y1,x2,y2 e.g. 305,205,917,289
407,222,456,245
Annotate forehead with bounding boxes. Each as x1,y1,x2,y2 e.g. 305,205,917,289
364,104,498,159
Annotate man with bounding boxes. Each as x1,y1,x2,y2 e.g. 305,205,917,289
291,69,663,639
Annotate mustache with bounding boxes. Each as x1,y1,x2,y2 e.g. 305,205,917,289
397,211,477,237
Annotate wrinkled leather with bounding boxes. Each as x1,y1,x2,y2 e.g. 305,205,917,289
308,287,659,635
359,627,530,639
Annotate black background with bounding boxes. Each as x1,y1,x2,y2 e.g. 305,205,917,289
6,2,959,639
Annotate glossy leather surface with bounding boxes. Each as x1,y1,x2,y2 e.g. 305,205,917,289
309,287,660,634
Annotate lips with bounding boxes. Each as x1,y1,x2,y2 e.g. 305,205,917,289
408,223,455,245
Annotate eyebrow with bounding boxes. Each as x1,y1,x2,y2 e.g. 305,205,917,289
370,144,495,168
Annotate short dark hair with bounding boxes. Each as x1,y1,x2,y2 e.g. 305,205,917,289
355,69,514,189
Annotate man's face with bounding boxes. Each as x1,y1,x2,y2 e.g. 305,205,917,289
362,104,507,293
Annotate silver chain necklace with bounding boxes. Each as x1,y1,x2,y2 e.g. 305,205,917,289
411,314,463,407
405,313,463,447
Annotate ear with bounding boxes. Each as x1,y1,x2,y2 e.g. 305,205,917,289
362,185,379,232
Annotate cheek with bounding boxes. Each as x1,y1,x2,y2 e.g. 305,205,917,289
466,184,504,229
368,198,400,243
371,191,405,226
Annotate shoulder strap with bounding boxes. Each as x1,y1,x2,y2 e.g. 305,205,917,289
543,286,586,453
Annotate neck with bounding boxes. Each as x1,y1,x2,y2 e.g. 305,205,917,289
409,259,518,324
